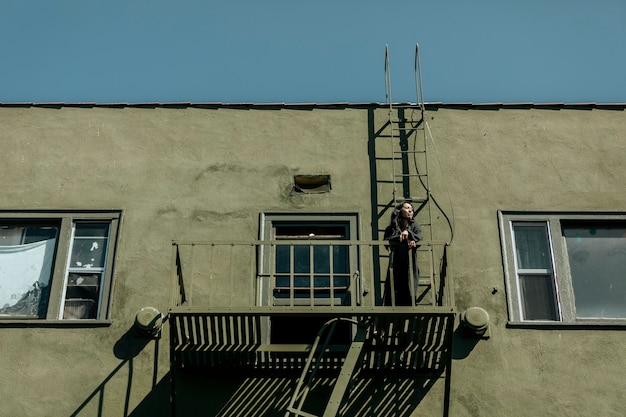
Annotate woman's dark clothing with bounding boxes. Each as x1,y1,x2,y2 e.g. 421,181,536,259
384,222,423,306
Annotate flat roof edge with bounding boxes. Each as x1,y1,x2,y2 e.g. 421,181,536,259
0,101,624,110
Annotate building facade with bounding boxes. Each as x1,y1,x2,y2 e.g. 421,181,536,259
0,102,624,416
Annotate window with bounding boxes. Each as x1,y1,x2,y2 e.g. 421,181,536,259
259,213,359,342
499,211,626,325
0,211,121,322
273,224,351,306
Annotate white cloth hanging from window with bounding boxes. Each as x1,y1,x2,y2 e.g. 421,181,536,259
0,239,56,308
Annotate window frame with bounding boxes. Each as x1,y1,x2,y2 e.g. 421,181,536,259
499,210,626,327
0,210,121,325
258,212,360,344
258,212,360,307
509,221,562,321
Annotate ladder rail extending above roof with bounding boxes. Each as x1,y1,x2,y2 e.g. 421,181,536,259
383,44,431,206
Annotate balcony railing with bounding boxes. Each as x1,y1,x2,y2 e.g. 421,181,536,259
169,240,453,309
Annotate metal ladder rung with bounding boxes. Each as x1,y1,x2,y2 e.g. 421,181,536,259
393,150,426,155
391,126,423,132
389,118,423,123
394,197,426,203
388,103,423,108
395,173,428,178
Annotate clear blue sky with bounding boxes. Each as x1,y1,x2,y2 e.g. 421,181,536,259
1,0,624,104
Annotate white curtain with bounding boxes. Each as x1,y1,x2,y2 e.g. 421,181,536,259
0,239,56,309
513,224,551,269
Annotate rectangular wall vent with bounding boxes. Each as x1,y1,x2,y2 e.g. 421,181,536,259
293,175,331,193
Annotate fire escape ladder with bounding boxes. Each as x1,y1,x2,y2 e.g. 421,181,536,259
382,44,436,304
384,44,431,219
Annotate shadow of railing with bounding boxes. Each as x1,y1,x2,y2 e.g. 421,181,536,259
170,368,445,417
168,309,454,417
70,327,161,417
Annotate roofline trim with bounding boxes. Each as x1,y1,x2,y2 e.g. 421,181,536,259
0,101,624,110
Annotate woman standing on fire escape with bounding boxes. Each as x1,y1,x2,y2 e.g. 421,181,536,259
384,200,423,306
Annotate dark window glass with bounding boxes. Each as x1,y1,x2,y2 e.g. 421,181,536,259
563,221,626,319
519,274,558,320
69,223,109,269
513,224,552,270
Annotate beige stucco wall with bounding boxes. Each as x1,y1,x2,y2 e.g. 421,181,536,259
428,107,626,417
0,105,624,416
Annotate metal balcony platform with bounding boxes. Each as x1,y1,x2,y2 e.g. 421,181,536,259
169,306,455,417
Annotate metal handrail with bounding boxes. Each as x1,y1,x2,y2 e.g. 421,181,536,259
170,239,452,310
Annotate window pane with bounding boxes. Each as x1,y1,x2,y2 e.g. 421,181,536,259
513,223,552,269
65,221,111,320
519,274,558,320
273,275,311,299
274,275,310,289
333,276,350,288
333,246,349,274
293,245,310,273
70,238,108,269
294,275,310,287
0,224,58,318
63,273,100,319
73,223,110,238
563,223,626,318
275,275,290,288
314,276,330,288
275,245,289,273
69,223,109,269
314,246,330,273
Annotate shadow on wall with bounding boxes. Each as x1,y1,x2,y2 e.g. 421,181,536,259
171,368,445,417
451,326,481,361
128,375,171,417
70,326,169,417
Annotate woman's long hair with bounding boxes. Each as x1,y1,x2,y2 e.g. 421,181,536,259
388,200,414,233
